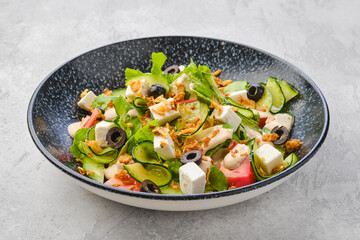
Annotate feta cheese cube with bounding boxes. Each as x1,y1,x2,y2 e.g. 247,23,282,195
211,105,242,130
199,156,212,173
178,65,185,72
104,161,124,179
77,91,96,111
104,107,117,120
149,98,180,125
255,144,284,175
264,113,294,132
95,121,115,147
179,162,206,194
228,90,248,103
154,132,176,160
125,79,149,100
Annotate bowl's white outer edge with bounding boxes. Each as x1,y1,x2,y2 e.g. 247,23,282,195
70,172,290,211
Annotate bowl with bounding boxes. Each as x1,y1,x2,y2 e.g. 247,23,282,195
28,36,329,211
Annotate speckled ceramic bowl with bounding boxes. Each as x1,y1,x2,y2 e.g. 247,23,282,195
28,36,329,211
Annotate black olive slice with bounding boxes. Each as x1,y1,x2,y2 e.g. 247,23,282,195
149,84,166,98
247,84,265,102
180,150,202,165
106,127,127,149
164,65,180,75
271,126,290,145
140,179,161,194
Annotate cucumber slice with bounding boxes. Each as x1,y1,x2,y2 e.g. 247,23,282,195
86,126,118,156
278,80,299,103
160,185,183,195
133,97,149,109
132,141,162,165
82,157,105,183
284,153,298,167
223,97,254,119
176,101,210,137
266,77,285,114
124,163,172,187
111,88,126,97
78,142,118,164
126,74,169,91
86,126,95,141
255,83,273,111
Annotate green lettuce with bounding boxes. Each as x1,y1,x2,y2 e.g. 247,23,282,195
70,128,89,158
92,94,117,110
205,139,231,157
205,165,228,192
125,68,143,79
164,159,182,182
179,60,224,103
113,96,142,139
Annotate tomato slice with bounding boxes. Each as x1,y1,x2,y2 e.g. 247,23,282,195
83,109,99,128
177,99,197,104
259,117,267,129
104,174,141,191
228,140,238,151
220,156,256,188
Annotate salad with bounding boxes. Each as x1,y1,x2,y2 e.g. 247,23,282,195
68,52,302,195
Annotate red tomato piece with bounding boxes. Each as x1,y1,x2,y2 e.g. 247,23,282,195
220,156,256,188
177,99,197,104
83,109,99,128
104,174,141,191
228,140,238,151
259,117,267,129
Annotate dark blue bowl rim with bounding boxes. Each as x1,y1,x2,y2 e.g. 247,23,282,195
27,36,330,201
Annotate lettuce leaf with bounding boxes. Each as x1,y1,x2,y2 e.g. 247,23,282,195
151,52,167,76
125,68,143,80
179,60,224,103
113,96,142,139
205,165,228,192
223,81,249,94
70,128,89,158
92,94,117,110
164,159,182,182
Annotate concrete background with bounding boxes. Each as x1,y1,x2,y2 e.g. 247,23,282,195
1,0,359,239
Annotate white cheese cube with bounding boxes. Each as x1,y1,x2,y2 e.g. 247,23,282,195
77,91,96,111
154,133,176,160
211,105,242,130
228,90,248,103
104,107,117,120
125,79,149,100
149,98,180,125
179,162,206,194
199,156,212,173
255,144,284,175
264,113,294,132
178,65,185,72
95,121,115,147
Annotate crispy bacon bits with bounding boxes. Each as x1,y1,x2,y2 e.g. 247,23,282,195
103,88,112,97
170,180,180,190
78,166,86,175
238,96,256,109
212,69,232,87
117,153,133,164
152,127,169,138
285,139,302,152
80,89,89,98
182,138,203,153
202,137,211,148
85,139,102,153
262,133,279,142
210,101,223,115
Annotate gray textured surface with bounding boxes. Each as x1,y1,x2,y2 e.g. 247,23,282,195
1,0,359,239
